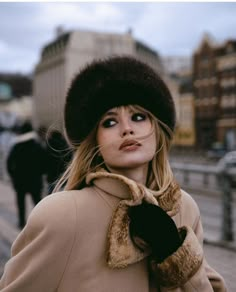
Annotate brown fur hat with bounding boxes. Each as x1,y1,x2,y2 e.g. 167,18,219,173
64,56,176,145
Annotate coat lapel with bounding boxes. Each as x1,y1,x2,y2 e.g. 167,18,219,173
86,171,182,268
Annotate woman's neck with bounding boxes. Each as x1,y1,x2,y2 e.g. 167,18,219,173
107,165,148,185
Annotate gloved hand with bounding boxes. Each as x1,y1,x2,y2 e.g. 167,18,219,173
128,202,182,263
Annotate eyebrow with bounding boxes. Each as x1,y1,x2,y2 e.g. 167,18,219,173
103,111,118,117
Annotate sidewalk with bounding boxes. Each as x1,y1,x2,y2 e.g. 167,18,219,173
0,180,35,275
0,180,236,290
204,242,236,291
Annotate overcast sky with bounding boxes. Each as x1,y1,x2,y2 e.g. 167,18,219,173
1,2,236,74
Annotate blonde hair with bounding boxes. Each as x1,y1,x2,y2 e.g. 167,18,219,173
54,105,174,193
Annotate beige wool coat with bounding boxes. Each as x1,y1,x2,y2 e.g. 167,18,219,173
0,171,226,291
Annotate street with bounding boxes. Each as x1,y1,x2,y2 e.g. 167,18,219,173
0,180,236,291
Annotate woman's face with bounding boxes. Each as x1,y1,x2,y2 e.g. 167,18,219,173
96,106,157,172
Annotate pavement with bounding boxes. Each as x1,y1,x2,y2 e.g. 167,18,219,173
0,180,236,291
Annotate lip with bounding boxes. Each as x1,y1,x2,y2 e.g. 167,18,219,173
119,139,141,151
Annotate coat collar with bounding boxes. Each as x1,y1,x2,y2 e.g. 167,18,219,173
86,170,182,268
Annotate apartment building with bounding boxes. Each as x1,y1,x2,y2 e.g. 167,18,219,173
193,34,219,150
33,29,164,131
216,40,236,150
193,35,236,150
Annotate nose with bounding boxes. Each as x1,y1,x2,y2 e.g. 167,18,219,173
121,129,134,137
120,121,134,137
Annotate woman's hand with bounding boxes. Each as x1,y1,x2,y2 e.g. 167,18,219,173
128,202,182,263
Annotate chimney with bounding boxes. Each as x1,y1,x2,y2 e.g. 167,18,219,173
55,25,64,38
127,27,133,36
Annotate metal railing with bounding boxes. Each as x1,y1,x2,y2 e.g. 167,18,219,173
171,161,235,244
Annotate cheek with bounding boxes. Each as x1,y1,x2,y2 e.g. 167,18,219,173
138,120,153,135
96,131,115,157
147,132,157,155
96,129,108,148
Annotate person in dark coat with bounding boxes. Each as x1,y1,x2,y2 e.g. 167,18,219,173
6,122,47,229
45,130,71,194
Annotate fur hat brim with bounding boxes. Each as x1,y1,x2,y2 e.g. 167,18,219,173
64,56,176,145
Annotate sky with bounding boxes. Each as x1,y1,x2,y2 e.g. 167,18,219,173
1,2,236,75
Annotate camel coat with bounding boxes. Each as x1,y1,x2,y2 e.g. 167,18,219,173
0,171,226,291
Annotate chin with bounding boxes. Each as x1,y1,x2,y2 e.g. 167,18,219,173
104,152,155,170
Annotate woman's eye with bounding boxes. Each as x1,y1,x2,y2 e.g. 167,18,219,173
132,113,147,122
102,119,117,128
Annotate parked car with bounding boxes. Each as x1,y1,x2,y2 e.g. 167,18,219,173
217,151,236,187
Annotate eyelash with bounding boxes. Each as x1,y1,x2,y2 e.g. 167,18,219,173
101,113,147,128
102,119,117,128
132,113,146,122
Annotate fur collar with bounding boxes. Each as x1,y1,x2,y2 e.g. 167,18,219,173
86,170,182,268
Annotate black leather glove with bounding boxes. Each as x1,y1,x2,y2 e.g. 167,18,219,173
128,202,182,263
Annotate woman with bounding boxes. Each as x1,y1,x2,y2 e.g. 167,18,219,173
0,56,226,291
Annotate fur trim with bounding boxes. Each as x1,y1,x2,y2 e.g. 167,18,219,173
154,180,182,217
151,226,203,288
87,170,182,268
107,203,150,268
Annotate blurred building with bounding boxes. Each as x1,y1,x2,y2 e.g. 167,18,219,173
0,81,33,142
173,70,195,147
0,73,32,98
216,40,236,150
164,76,181,134
193,34,236,150
162,56,191,75
0,96,33,131
0,82,12,101
193,34,219,150
162,57,194,147
33,28,164,131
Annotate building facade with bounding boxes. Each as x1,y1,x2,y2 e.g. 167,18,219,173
216,41,236,150
193,35,220,150
33,29,164,131
193,35,236,150
174,71,195,147
162,56,191,75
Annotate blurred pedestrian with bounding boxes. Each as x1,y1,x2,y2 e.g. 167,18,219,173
0,57,226,291
45,130,71,194
6,121,47,229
